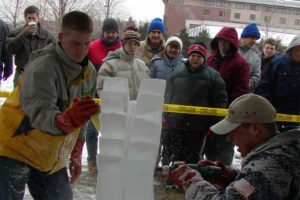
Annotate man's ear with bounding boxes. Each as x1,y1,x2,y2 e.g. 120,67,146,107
251,123,262,137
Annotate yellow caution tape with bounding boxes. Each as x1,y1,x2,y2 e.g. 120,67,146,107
1,91,299,123
0,91,11,98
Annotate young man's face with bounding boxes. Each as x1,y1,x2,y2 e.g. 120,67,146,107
25,12,39,25
148,29,163,45
241,36,257,48
103,30,118,42
263,43,277,58
59,30,91,63
227,124,257,157
166,43,180,59
123,40,139,55
188,53,205,69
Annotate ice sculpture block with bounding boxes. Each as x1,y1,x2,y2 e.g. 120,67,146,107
96,77,166,200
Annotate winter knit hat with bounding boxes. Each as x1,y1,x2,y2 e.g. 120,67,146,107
147,18,166,34
165,36,183,52
121,26,140,46
241,23,260,39
102,18,119,32
188,43,207,58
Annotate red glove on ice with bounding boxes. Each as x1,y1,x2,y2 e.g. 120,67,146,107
168,162,203,191
198,160,235,189
69,138,85,184
56,97,99,134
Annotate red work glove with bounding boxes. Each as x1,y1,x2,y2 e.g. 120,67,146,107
69,138,85,184
198,160,235,189
56,97,99,134
168,162,203,191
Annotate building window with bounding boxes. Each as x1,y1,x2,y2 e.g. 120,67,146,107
173,0,184,3
219,11,225,17
264,16,272,24
204,0,215,6
234,13,241,19
249,14,256,21
278,8,289,14
263,6,275,12
203,9,210,16
250,4,258,11
235,3,245,9
295,19,300,25
220,2,230,8
280,18,286,24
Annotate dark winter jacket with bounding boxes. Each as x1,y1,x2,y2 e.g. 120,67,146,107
164,62,228,132
208,27,249,104
261,53,280,75
256,36,300,130
149,54,184,80
0,19,13,77
5,23,56,70
88,35,121,71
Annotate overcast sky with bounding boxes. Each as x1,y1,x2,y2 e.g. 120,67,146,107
124,0,165,22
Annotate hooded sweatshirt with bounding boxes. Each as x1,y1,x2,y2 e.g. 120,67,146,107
207,27,250,104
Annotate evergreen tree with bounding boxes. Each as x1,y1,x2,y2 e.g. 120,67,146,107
138,21,149,40
194,26,212,52
179,28,192,57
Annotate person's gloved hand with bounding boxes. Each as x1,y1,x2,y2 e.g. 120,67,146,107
168,162,203,191
21,24,38,37
198,160,235,189
3,65,13,80
69,138,85,184
56,97,99,134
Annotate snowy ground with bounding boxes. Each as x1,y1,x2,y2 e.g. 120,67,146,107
1,70,241,200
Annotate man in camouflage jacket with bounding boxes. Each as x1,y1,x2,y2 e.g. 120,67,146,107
169,94,300,200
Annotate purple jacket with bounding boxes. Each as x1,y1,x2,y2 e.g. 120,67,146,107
207,27,249,104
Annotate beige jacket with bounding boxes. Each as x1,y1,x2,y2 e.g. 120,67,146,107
136,36,165,66
97,48,150,100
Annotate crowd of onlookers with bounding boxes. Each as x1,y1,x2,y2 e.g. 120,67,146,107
0,5,299,172
0,5,300,199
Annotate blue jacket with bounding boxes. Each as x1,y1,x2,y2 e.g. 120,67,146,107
256,53,300,130
149,54,184,80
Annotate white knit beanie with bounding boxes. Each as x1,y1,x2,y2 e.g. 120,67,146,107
165,36,183,52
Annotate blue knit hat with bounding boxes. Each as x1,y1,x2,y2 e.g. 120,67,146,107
241,23,260,39
147,18,166,34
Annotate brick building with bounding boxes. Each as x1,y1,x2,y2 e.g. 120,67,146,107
163,0,300,36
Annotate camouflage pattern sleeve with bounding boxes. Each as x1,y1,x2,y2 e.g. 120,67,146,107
185,153,291,200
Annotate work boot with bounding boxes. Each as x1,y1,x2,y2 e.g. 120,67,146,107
88,161,97,174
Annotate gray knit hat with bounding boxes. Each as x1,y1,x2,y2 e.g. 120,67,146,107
102,18,119,32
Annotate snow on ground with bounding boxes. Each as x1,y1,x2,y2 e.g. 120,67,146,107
1,69,242,200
